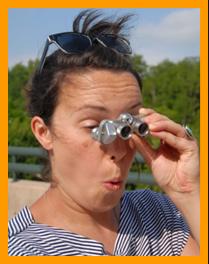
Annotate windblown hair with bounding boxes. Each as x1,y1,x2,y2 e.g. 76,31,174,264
73,9,132,37
26,9,142,181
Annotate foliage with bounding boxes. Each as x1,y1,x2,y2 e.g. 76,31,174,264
8,60,39,147
141,57,200,142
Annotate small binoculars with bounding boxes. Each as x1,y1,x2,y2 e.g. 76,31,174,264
91,113,149,144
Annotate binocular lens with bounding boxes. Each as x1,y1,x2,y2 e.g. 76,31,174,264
91,113,150,144
120,126,131,138
137,123,149,136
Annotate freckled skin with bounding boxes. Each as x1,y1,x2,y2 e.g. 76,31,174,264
82,141,89,148
48,69,142,213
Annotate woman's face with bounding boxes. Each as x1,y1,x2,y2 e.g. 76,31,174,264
49,69,142,212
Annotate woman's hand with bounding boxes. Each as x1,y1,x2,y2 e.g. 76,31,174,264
131,107,200,246
131,108,200,198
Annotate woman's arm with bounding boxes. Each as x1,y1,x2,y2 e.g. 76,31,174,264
168,187,200,247
131,108,200,252
181,236,200,255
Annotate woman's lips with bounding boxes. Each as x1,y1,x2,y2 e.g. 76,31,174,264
103,180,123,191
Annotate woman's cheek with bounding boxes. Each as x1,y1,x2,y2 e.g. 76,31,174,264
81,140,91,149
79,128,97,149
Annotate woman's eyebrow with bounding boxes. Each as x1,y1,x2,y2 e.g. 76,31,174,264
75,104,109,113
129,102,142,110
75,102,142,114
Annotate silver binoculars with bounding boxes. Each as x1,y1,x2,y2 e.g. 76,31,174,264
91,113,149,144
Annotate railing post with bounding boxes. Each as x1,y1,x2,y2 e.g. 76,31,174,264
11,155,17,181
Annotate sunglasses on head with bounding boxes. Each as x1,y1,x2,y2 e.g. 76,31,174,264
37,32,132,73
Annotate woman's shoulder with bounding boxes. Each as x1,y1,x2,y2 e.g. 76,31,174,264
123,189,175,206
121,189,187,225
8,206,43,255
123,188,168,205
8,207,85,256
120,189,190,255
8,206,34,238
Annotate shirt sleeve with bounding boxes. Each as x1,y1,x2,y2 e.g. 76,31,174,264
131,189,191,255
157,192,190,255
8,236,43,256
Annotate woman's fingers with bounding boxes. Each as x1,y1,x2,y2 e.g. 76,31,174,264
149,120,186,138
139,108,194,140
135,108,198,158
139,108,169,123
150,130,197,153
139,108,155,115
132,123,198,165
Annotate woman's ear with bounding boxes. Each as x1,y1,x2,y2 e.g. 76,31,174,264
31,116,53,150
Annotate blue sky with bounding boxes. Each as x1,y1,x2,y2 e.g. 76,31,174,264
8,8,200,67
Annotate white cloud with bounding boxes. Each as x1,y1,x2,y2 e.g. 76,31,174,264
130,9,200,65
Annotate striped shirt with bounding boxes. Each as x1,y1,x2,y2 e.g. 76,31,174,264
8,189,190,256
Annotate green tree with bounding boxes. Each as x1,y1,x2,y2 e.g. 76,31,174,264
142,57,200,141
8,60,39,146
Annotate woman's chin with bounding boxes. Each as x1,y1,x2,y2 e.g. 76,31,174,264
88,189,124,213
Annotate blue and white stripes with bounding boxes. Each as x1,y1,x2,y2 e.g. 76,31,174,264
8,189,190,256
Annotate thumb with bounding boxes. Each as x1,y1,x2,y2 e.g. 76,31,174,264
131,134,157,167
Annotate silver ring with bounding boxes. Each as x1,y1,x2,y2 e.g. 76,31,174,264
183,125,194,140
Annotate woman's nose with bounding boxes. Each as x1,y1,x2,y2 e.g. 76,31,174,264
106,137,129,162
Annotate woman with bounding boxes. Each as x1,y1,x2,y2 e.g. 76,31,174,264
8,10,200,256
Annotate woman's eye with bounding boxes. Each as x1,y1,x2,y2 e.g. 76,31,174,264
85,125,98,130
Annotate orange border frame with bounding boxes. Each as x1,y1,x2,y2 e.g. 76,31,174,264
0,0,208,263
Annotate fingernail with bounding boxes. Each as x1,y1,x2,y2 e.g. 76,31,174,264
149,124,155,129
138,109,147,120
139,108,146,114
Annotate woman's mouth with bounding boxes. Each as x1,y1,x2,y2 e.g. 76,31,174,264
103,180,123,191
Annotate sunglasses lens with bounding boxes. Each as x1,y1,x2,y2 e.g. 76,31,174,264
55,33,91,53
98,35,132,54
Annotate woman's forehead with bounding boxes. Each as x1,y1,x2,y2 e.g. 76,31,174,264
59,69,142,107
51,70,142,127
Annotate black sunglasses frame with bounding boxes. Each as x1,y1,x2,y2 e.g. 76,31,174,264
37,32,132,73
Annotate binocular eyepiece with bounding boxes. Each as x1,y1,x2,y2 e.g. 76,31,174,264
91,113,149,144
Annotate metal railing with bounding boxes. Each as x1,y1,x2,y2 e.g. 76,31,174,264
8,146,155,186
